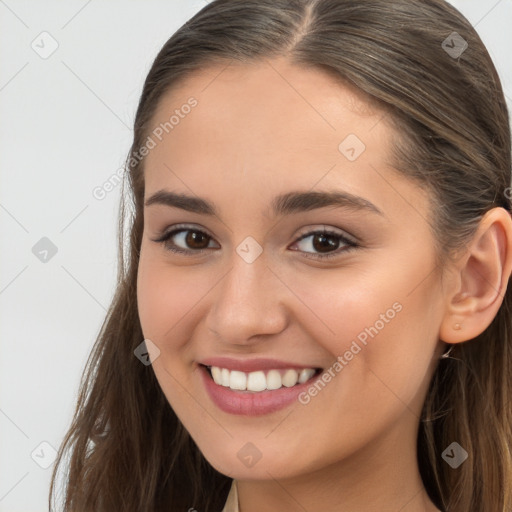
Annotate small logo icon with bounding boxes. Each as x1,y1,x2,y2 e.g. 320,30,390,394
31,441,58,469
32,237,58,263
236,236,263,264
237,442,262,468
442,32,468,59
134,339,161,366
31,31,59,59
338,134,366,161
441,441,468,468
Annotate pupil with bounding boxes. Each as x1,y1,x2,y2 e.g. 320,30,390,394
313,234,338,253
186,231,209,249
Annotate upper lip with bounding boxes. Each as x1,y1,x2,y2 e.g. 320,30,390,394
198,357,323,373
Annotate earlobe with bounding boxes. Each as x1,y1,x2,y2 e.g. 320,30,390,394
439,207,512,344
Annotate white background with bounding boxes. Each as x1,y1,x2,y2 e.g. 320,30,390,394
0,1,511,510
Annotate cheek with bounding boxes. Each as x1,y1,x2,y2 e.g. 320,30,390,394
289,259,442,405
136,252,214,345
264,267,442,466
284,264,406,354
137,257,170,340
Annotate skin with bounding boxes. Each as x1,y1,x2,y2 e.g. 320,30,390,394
136,56,512,511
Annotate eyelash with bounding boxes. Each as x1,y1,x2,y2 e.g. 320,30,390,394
151,223,359,261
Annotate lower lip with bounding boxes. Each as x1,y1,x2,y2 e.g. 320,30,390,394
199,365,320,416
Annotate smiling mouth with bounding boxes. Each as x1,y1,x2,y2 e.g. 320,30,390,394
201,364,323,393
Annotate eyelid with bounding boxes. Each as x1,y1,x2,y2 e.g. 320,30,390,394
150,223,219,253
294,224,358,244
155,223,216,242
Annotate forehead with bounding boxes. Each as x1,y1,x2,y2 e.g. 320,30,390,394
141,57,427,224
148,57,383,147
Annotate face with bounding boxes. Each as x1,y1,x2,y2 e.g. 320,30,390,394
136,57,446,481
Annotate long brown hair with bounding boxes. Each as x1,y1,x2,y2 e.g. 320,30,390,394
49,1,512,510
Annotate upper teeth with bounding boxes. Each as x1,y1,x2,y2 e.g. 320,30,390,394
209,366,317,392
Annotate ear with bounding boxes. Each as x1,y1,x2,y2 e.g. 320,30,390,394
439,207,512,344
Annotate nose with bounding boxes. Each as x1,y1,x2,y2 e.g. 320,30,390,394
205,249,288,346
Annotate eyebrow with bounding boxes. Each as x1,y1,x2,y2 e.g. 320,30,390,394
144,189,383,217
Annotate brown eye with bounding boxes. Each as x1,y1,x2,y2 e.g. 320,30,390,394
153,226,218,255
183,230,210,249
311,233,340,253
290,228,358,260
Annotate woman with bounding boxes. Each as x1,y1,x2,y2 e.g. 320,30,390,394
49,0,512,510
